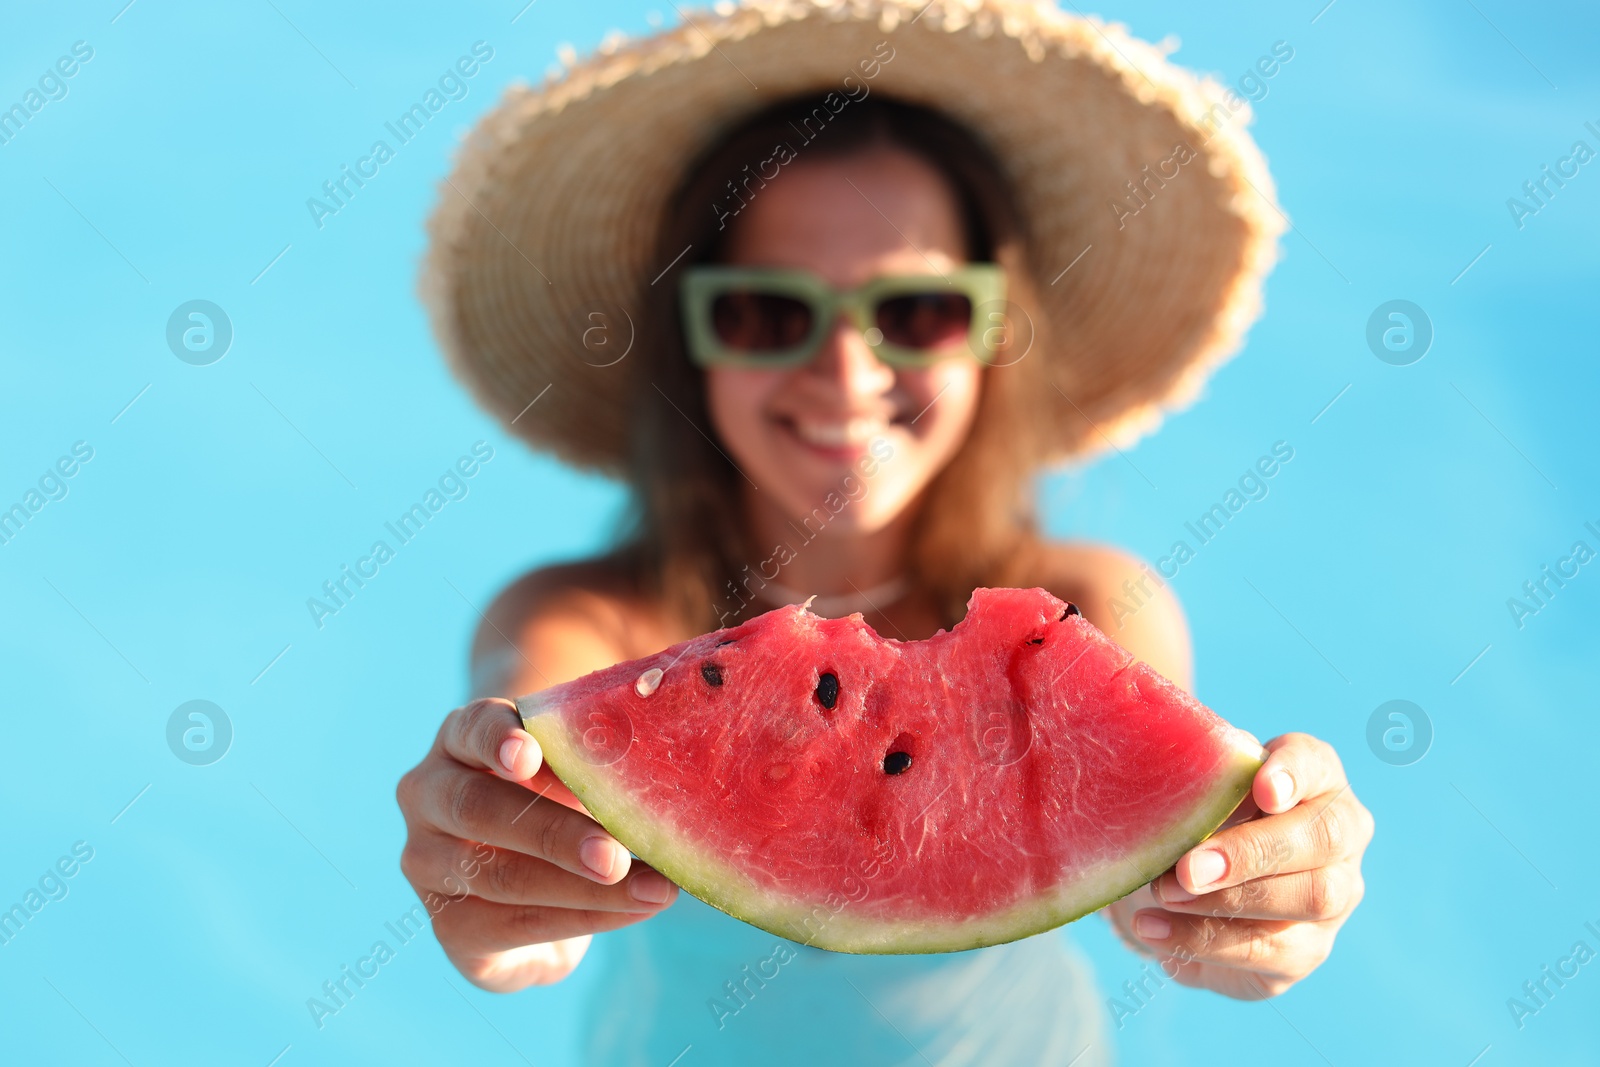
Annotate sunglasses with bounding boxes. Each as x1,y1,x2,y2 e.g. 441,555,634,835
679,263,1007,369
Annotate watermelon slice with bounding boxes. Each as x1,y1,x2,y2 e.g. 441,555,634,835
517,587,1264,954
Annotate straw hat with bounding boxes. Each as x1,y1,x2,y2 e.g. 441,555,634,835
420,0,1286,476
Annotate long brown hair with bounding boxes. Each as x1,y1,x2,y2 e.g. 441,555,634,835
612,92,1059,633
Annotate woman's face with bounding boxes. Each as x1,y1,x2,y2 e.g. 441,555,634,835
703,144,984,537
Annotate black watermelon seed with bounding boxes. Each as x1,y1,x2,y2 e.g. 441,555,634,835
700,662,724,686
883,751,913,775
1059,603,1082,620
716,638,737,646
1027,637,1044,645
815,672,839,710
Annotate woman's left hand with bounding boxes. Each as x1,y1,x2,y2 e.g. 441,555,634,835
1101,732,1374,999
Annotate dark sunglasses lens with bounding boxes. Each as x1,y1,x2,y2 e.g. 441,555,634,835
710,290,813,354
876,292,973,350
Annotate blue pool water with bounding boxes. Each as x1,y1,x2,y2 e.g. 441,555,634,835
2,2,1596,1063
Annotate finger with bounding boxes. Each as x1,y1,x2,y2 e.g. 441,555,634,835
432,895,659,957
1173,789,1367,896
1253,732,1348,814
1153,863,1365,922
1127,909,1330,979
437,697,544,782
1144,955,1297,1000
413,761,632,884
403,830,678,911
517,762,587,813
448,937,594,993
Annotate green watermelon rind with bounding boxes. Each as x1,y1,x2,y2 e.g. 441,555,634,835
521,691,1265,955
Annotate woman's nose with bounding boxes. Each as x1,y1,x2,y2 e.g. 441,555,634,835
807,312,896,397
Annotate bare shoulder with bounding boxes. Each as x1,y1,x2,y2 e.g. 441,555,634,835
470,555,676,698
1020,540,1194,690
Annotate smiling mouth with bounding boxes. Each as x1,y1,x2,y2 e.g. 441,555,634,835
783,414,895,452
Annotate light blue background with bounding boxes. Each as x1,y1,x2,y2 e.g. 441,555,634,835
2,1,1596,1064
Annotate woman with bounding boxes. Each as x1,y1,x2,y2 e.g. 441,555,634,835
399,3,1372,1062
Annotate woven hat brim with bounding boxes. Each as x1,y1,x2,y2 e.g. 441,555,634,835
420,0,1287,476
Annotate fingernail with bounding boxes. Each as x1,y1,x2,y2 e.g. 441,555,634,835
1159,876,1196,904
1270,769,1295,808
1187,849,1226,891
1134,912,1171,941
498,737,524,776
628,870,674,906
580,836,626,881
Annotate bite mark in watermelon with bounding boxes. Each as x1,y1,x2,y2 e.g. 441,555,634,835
517,587,1265,954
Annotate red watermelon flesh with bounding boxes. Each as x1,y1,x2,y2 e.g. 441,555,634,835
517,587,1264,954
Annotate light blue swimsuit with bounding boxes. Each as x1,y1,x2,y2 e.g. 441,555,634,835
583,893,1112,1066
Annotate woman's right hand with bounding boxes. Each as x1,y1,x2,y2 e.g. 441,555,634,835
396,696,679,992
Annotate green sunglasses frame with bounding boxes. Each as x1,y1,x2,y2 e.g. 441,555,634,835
679,262,1008,369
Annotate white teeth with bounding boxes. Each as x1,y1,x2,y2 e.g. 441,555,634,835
791,416,888,448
